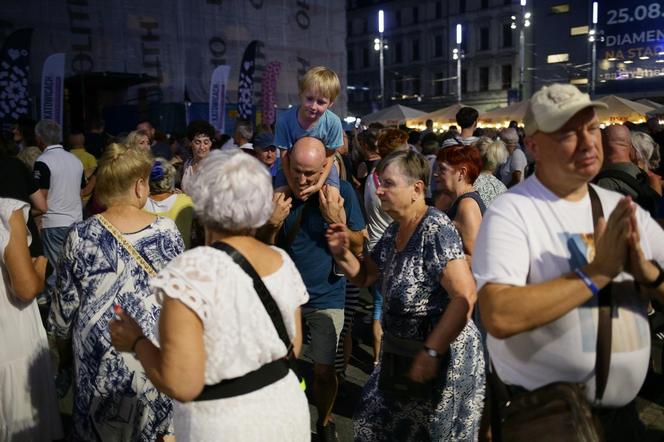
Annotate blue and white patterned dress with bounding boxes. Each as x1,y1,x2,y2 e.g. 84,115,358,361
49,215,184,441
354,207,485,442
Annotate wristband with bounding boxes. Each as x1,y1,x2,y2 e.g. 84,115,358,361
131,335,148,353
644,260,664,289
574,268,600,296
423,346,442,359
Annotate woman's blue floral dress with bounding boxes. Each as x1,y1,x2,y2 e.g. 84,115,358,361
49,215,183,441
354,208,485,442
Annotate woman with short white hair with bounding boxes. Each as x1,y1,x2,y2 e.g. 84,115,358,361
110,149,310,441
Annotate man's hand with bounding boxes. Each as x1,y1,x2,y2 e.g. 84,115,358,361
587,196,633,278
267,193,292,227
298,181,323,201
319,185,346,225
325,224,350,258
626,204,661,286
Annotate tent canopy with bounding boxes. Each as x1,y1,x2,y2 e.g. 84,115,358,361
407,103,467,127
636,99,662,109
595,95,654,124
362,104,427,126
479,100,530,125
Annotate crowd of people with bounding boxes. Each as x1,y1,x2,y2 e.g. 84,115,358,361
1,66,663,442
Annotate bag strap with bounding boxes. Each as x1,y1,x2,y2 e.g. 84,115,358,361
588,185,612,402
95,214,157,278
211,241,293,356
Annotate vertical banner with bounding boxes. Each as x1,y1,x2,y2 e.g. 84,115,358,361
237,40,258,120
41,53,65,127
209,64,230,132
0,28,33,129
261,61,282,126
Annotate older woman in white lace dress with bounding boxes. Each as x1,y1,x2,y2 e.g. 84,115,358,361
110,149,310,441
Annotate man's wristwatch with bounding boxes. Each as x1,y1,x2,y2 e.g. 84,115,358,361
423,346,442,359
644,260,664,289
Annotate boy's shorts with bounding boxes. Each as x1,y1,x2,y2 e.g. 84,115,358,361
274,161,340,189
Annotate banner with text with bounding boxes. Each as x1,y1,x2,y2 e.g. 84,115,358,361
209,64,230,133
41,53,65,127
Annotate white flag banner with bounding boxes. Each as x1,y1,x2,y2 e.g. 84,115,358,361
40,53,65,126
209,64,230,132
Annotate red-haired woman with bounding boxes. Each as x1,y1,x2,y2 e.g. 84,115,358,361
433,144,486,261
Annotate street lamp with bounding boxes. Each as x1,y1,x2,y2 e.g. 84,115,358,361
378,10,385,108
453,24,464,103
517,0,531,101
589,1,600,97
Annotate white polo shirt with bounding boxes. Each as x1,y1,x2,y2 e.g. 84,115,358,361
33,145,84,229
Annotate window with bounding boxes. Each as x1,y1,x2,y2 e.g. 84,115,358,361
348,49,354,70
570,26,589,36
501,64,512,89
395,10,402,27
570,78,589,85
362,48,369,68
459,0,466,14
434,72,445,96
394,76,404,95
547,53,570,63
394,41,403,63
413,6,419,24
412,39,420,61
436,2,442,19
413,77,421,96
479,66,490,91
502,23,513,48
550,4,570,14
481,0,489,8
480,27,490,51
461,68,468,93
434,35,443,57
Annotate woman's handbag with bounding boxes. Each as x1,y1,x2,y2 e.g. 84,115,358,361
489,186,609,442
377,332,448,401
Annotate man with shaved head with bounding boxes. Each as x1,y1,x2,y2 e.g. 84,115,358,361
262,136,366,441
595,124,660,216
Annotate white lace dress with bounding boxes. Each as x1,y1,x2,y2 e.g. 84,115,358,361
151,245,310,442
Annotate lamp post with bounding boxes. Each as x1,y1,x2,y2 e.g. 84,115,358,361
453,24,464,103
517,0,531,101
589,2,599,97
378,10,385,108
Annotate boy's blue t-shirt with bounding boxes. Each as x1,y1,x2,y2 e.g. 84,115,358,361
274,106,344,151
276,180,366,309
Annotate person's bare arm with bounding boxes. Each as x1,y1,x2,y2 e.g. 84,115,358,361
409,258,476,382
110,297,206,402
326,223,380,288
81,174,96,198
479,197,633,338
4,209,47,301
300,151,335,200
29,189,48,214
293,306,303,357
453,198,483,258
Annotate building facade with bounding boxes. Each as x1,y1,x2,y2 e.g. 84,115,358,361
346,0,528,117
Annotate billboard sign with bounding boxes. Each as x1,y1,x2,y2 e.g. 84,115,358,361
598,1,664,84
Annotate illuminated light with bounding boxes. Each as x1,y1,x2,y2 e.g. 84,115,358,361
592,2,598,25
524,19,531,27
588,36,595,42
525,12,532,19
607,57,617,61
656,59,664,63
520,0,526,6
456,24,462,44
623,60,633,64
589,29,595,35
511,22,517,30
659,51,664,55
599,123,606,129
511,15,517,20
600,79,607,83
378,10,384,33
639,56,649,60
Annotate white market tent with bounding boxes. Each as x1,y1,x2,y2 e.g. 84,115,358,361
595,95,654,124
479,100,530,127
407,103,467,129
362,104,427,126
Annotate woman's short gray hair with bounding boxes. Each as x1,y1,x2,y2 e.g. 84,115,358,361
477,137,509,172
189,149,274,232
376,149,430,191
149,157,176,194
631,131,660,170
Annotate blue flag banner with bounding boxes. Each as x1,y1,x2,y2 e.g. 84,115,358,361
0,28,33,128
237,40,258,121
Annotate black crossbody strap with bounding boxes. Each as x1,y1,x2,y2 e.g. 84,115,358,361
588,185,612,402
211,242,293,355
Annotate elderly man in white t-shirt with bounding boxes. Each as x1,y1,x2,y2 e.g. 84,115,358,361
473,83,664,441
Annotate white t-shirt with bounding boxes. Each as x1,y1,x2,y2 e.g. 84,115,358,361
498,148,528,185
473,175,664,407
364,170,393,250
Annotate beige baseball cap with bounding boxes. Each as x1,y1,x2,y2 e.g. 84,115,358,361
523,83,607,136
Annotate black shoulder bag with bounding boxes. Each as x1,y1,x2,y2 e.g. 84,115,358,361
488,185,611,442
193,241,296,401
